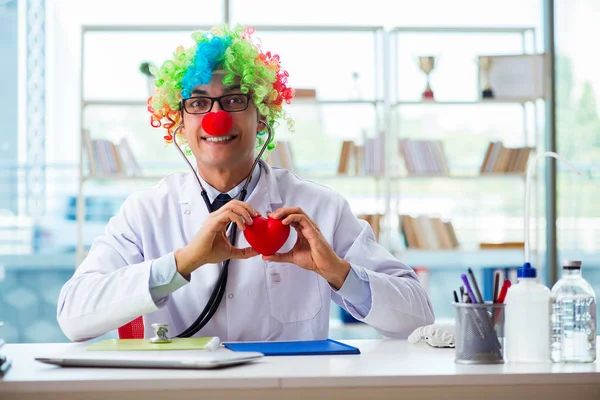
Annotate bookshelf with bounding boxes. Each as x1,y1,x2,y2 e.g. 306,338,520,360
75,25,547,286
387,26,545,275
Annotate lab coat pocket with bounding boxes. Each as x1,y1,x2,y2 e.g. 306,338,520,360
266,262,323,324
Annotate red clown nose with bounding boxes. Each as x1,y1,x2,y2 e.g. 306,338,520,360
202,111,233,136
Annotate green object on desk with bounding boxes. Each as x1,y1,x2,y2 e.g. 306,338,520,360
87,338,214,351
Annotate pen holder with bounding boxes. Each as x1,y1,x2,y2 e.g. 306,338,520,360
454,302,505,364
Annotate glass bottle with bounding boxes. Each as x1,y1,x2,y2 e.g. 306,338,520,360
550,260,597,363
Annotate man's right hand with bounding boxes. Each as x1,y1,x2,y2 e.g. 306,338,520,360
174,200,261,277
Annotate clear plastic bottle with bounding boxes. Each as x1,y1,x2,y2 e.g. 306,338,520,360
550,260,596,363
504,262,550,363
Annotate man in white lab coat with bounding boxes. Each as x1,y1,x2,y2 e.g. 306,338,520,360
57,25,434,342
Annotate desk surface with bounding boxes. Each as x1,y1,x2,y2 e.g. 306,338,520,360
1,340,599,399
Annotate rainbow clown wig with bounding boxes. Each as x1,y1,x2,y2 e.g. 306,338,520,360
147,25,295,155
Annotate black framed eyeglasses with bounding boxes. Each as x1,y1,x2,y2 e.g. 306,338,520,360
182,94,251,114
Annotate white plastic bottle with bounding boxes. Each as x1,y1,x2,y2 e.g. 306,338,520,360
504,262,551,363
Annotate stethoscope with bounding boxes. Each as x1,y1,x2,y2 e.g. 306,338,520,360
166,110,273,339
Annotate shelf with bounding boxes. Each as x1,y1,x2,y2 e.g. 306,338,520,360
296,172,528,181
82,175,166,182
391,173,526,180
396,250,600,270
1,251,597,273
83,100,148,107
390,26,535,34
83,24,384,33
395,249,524,270
83,99,383,107
0,253,76,270
295,99,383,106
299,173,385,180
393,99,538,106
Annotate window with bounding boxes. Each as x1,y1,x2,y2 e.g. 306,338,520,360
555,0,600,323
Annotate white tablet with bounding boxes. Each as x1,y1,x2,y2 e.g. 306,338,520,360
35,349,263,369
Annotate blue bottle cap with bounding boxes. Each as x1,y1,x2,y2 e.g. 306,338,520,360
517,262,537,278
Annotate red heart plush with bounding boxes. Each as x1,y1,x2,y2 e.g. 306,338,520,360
201,110,233,136
243,216,290,256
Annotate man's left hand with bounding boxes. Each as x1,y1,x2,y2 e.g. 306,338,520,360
262,207,350,290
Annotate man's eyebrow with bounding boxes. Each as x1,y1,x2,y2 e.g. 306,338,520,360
191,85,241,96
224,85,242,92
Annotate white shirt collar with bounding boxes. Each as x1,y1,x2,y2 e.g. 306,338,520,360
197,162,262,203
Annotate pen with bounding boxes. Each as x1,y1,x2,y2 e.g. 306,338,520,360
492,271,501,303
497,279,511,304
461,274,478,304
467,268,484,304
494,279,512,326
453,290,459,303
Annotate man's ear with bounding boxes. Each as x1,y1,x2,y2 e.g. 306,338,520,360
257,115,267,132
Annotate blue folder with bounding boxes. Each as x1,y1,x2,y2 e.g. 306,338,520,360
224,339,360,356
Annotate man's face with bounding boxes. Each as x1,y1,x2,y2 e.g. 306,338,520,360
182,73,259,171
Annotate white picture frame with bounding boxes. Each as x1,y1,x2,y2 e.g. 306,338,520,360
477,53,546,101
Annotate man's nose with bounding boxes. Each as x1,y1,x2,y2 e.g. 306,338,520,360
210,99,222,112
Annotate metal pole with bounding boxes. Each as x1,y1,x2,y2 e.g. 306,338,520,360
223,0,230,24
382,29,392,251
76,25,85,268
544,0,558,286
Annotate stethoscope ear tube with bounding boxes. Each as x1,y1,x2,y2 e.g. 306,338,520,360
170,120,273,338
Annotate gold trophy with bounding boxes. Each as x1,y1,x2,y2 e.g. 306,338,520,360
418,56,436,100
479,56,494,99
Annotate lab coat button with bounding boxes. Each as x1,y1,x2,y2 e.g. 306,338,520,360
184,209,191,215
228,293,234,299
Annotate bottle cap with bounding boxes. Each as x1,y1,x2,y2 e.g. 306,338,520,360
517,262,537,278
562,260,582,270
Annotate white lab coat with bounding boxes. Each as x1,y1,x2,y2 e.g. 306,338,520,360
57,162,434,342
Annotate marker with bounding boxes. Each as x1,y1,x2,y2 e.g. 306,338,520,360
461,274,478,304
497,280,511,304
492,271,501,303
462,292,470,303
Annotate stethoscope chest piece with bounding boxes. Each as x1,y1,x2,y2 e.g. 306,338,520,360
150,323,172,343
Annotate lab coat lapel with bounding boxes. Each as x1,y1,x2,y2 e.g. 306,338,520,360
177,171,211,241
245,161,283,216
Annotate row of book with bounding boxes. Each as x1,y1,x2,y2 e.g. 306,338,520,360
400,215,460,250
398,139,450,175
357,214,383,241
82,130,142,176
480,142,533,174
266,141,295,171
338,138,385,176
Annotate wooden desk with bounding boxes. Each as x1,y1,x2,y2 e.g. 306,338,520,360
1,340,599,400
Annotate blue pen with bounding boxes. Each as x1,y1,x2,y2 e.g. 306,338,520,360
461,274,478,303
